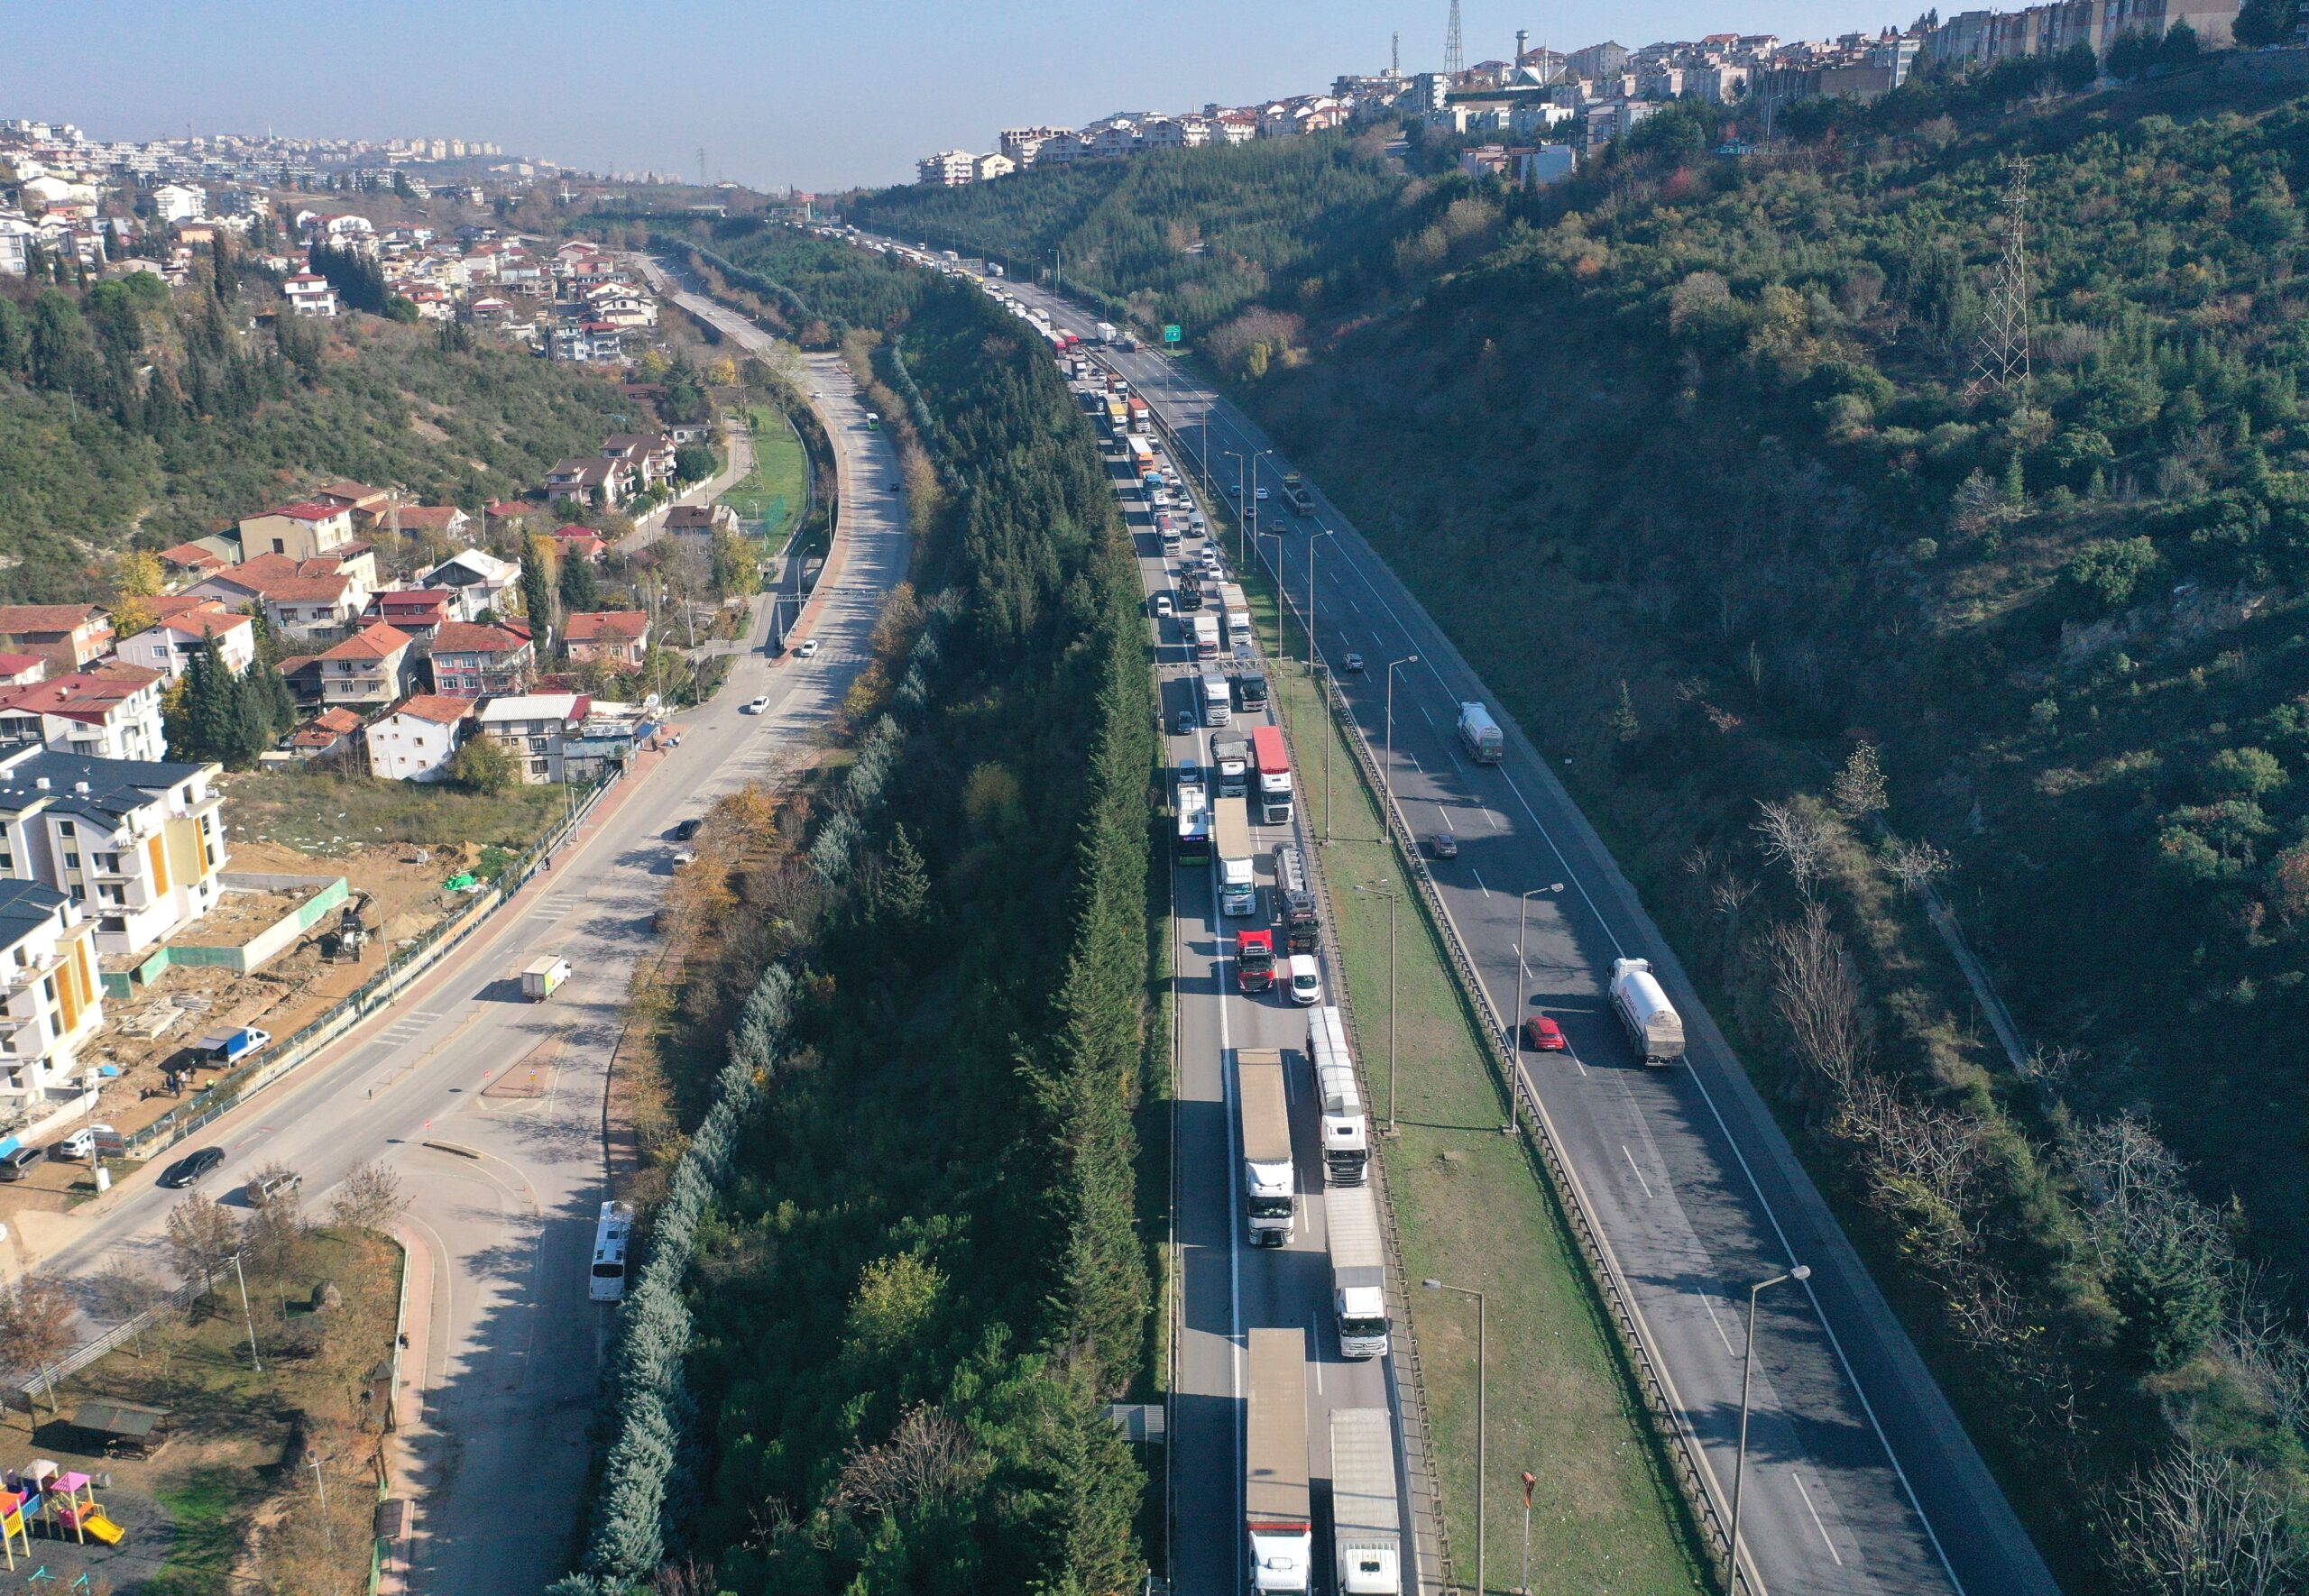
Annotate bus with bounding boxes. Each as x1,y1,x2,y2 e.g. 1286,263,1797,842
865,413,880,431
1177,805,1212,865
590,1200,634,1303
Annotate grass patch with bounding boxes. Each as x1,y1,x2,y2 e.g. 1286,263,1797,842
722,403,808,548
223,766,570,857
1274,657,1709,1596
148,1466,262,1593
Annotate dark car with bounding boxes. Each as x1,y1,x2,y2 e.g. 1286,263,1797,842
1171,707,1198,737
670,817,704,842
0,1146,43,1182
1340,652,1366,674
1522,1015,1569,1053
158,1147,225,1189
1426,830,1459,860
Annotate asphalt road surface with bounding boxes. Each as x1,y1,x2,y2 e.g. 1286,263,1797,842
26,334,906,1591
970,261,2058,1596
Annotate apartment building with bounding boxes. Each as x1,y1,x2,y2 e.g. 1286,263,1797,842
0,605,114,671
916,150,976,187
475,693,589,784
366,693,473,782
236,500,358,561
316,621,416,711
429,621,536,697
0,879,104,1106
0,747,228,959
0,665,168,763
115,599,256,681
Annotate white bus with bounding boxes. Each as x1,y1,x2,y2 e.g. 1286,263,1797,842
590,1200,634,1303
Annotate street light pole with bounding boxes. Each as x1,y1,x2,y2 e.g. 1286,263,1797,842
1521,1469,1538,1596
1319,662,1333,842
1424,1278,1486,1596
1306,527,1335,677
1384,655,1420,821
1731,1263,1813,1592
232,1253,262,1374
1516,887,1548,1046
1386,886,1399,1132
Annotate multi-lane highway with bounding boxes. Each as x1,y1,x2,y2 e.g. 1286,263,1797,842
989,266,2061,1596
21,320,906,1590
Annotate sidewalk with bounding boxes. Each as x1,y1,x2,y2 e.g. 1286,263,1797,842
376,1220,439,1596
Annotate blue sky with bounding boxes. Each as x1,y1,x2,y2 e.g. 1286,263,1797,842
9,0,1913,190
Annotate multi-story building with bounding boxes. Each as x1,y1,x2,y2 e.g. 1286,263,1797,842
0,665,168,763
366,693,473,782
475,693,589,784
915,150,978,187
998,126,1072,167
316,621,415,711
972,151,1017,181
428,622,536,697
565,611,650,667
0,746,227,960
0,879,104,1107
0,605,114,672
236,500,358,562
115,599,255,681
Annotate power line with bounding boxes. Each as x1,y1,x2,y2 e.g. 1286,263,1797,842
1445,0,1465,76
1967,156,2032,401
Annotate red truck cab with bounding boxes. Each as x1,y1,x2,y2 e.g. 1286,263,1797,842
1237,929,1276,994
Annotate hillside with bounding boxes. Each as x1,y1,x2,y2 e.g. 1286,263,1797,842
0,265,633,599
851,61,2309,1591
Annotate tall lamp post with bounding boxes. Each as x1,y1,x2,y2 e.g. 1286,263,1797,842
1424,1277,1487,1596
1515,887,1549,1046
1304,527,1336,676
1361,884,1403,1133
1221,450,1247,565
1384,656,1420,821
1731,1263,1812,1592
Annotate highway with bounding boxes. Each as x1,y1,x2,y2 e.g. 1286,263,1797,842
22,317,906,1591
993,268,2062,1596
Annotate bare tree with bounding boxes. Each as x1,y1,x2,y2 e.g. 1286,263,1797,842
1765,900,1875,1099
833,1403,988,1518
1754,799,1833,897
0,1273,80,1414
163,1191,241,1290
88,1256,166,1358
241,1171,310,1280
329,1160,409,1234
1882,833,1954,895
2108,1441,2306,1596
2068,1113,2229,1268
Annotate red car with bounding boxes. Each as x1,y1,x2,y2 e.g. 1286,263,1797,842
1521,1015,1568,1053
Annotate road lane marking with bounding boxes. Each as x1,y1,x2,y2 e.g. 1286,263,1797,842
1621,1143,1655,1199
1792,1472,1844,1564
1470,869,1490,899
1697,1289,1736,1357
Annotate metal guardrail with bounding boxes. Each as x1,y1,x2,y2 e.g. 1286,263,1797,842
14,1251,243,1407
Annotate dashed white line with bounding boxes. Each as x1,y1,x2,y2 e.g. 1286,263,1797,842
1621,1143,1655,1198
1470,869,1490,900
1697,1289,1737,1357
1792,1472,1844,1564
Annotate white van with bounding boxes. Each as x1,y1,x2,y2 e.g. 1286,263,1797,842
1288,955,1323,1007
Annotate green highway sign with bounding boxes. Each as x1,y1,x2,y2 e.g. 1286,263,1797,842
1164,324,1183,344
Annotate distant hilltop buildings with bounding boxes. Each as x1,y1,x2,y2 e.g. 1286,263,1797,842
916,0,2241,188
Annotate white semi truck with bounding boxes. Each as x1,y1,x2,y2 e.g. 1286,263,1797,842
1247,1328,1315,1594
1238,1047,1297,1247
1309,1004,1368,1187
1214,797,1257,918
1610,957,1687,1065
1326,1182,1391,1359
1329,1408,1404,1596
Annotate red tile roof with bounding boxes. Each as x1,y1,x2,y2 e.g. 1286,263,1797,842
430,622,529,656
566,610,649,642
0,604,105,635
261,574,357,604
321,623,413,661
259,501,346,523
386,693,474,726
159,541,229,572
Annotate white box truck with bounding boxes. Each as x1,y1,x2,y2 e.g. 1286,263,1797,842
1247,1327,1315,1594
1238,1048,1296,1246
1094,320,1118,344
1326,1182,1391,1359
520,956,573,1002
1201,669,1233,725
1309,1005,1368,1186
1610,957,1687,1065
1457,702,1504,764
1329,1408,1403,1596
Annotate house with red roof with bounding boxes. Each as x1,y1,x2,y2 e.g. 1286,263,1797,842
0,664,167,762
428,622,536,698
363,588,457,651
0,656,45,689
367,694,475,782
158,540,235,582
115,598,256,681
317,623,417,711
548,524,608,564
287,706,366,764
565,610,650,667
0,605,115,671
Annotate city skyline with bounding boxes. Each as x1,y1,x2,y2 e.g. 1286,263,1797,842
5,0,1930,191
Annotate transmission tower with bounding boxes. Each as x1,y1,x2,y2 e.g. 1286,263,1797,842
697,145,708,188
1967,157,2032,401
1445,0,1465,76
1392,31,1402,75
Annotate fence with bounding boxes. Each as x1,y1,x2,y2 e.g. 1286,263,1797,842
14,1251,242,1408
120,772,621,1161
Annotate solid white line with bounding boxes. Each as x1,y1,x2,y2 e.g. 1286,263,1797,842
1698,1289,1737,1357
1621,1143,1656,1199
1470,869,1490,900
1793,1472,1845,1564
1311,1314,1325,1394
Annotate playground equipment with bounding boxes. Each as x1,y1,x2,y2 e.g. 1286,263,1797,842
23,1470,121,1547
0,1483,27,1568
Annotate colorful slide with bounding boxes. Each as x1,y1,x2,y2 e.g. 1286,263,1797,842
78,1512,124,1546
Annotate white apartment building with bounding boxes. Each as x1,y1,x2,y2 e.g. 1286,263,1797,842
0,748,228,960
151,182,207,222
366,693,473,783
0,879,104,1106
476,693,587,784
916,150,977,187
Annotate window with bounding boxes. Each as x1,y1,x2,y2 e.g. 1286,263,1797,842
41,977,54,1004
62,852,78,869
68,885,84,903
56,821,74,838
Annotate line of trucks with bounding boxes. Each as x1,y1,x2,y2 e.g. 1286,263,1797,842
1248,1329,1404,1596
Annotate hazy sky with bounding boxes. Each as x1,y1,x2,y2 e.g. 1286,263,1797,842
10,0,1917,191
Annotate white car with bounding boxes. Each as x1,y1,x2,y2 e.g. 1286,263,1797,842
797,638,822,658
745,695,770,714
51,1124,116,1161
1288,954,1323,1007
1152,593,1174,618
1256,487,1272,501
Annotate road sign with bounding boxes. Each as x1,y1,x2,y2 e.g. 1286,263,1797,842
1164,324,1182,344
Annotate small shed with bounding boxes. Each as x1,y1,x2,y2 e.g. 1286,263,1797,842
68,1399,173,1458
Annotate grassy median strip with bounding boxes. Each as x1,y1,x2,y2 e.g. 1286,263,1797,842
722,402,808,547
1265,628,1707,1596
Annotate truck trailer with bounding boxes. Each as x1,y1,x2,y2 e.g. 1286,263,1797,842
1457,702,1504,764
1246,1327,1314,1593
1610,957,1686,1065
1308,1004,1368,1186
1274,841,1320,951
1329,1408,1404,1596
1214,797,1257,917
1238,1049,1296,1246
1192,613,1220,660
1211,735,1251,798
1220,582,1254,652
1326,1181,1391,1358
1094,320,1118,344
1252,724,1293,824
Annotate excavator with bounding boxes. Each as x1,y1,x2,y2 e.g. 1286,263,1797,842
318,889,376,964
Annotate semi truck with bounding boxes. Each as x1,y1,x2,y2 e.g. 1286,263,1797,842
1211,735,1251,798
1246,1327,1315,1594
1237,928,1277,994
1327,1182,1392,1358
1094,320,1118,344
1238,1049,1297,1246
1193,613,1220,660
1329,1408,1404,1596
1309,1004,1368,1186
1611,957,1687,1065
1282,472,1315,514
1274,841,1320,951
1252,724,1293,824
1201,670,1233,727
1457,702,1504,764
1220,582,1254,651
1127,396,1152,434
1126,435,1156,477
1214,797,1257,917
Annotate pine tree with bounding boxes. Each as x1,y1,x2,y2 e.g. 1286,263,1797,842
520,532,557,649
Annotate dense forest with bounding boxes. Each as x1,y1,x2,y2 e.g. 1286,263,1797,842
557,247,1157,1594
854,59,2309,1592
0,256,631,599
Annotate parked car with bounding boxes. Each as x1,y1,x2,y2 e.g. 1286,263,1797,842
1426,830,1459,859
1522,1015,1569,1052
246,1169,302,1206
51,1124,116,1161
0,1146,44,1182
671,848,699,873
671,817,704,841
158,1147,225,1189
